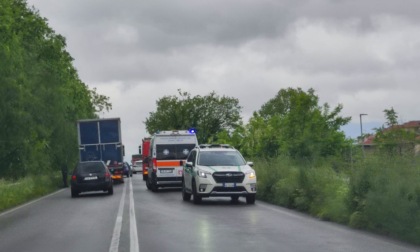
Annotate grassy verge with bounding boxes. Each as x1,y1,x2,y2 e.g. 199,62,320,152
0,173,63,213
253,155,420,245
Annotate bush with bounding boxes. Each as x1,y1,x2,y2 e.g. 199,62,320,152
253,157,290,203
363,156,420,243
249,147,420,245
307,165,350,223
254,156,350,223
0,173,62,212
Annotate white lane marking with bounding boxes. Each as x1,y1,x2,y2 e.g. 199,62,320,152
129,178,140,252
0,188,66,217
109,181,127,252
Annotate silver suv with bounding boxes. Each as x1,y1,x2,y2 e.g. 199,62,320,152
182,144,257,204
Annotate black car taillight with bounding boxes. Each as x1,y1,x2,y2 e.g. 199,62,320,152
71,175,77,181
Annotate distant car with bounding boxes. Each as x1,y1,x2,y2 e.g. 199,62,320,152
108,163,124,183
123,162,132,177
132,160,143,174
70,161,113,197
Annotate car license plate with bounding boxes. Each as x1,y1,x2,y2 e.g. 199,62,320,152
224,183,235,188
160,169,173,173
84,176,98,180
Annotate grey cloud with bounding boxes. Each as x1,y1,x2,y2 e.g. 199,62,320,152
26,0,420,156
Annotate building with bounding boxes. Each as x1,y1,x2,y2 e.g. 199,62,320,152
360,121,420,155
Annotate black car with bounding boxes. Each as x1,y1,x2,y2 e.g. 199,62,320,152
71,161,113,197
123,162,132,178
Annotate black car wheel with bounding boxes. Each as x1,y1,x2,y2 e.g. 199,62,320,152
108,186,114,195
71,189,79,198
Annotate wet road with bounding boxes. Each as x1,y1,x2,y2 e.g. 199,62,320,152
0,175,418,252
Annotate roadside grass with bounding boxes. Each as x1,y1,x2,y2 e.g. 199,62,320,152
348,155,420,244
253,154,420,245
0,173,63,213
254,156,349,223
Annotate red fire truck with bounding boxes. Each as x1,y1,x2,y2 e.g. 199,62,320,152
141,137,151,181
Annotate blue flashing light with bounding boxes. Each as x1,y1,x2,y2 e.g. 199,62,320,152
188,128,197,134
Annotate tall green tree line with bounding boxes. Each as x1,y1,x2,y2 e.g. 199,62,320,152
218,88,351,159
146,87,350,160
0,0,111,179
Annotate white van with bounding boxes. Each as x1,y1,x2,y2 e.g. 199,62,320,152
146,130,198,192
132,160,143,174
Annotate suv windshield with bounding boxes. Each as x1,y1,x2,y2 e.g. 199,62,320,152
198,151,246,166
77,162,105,174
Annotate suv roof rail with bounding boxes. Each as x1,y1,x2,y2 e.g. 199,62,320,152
199,144,233,149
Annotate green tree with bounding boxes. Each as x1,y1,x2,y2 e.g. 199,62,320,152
0,0,110,179
374,108,417,156
145,89,242,143
245,87,350,159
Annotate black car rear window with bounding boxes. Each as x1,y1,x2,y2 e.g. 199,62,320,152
77,162,105,174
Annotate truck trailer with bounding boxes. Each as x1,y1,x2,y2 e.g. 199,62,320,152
77,118,125,182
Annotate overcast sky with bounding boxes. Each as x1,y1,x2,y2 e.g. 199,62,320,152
27,0,420,159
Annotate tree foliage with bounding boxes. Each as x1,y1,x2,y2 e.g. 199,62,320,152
0,0,110,179
226,88,351,159
374,108,418,156
145,89,242,143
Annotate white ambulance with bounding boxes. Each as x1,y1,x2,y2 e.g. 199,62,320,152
146,130,198,192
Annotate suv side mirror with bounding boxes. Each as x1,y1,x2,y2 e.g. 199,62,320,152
246,161,254,167
185,162,193,168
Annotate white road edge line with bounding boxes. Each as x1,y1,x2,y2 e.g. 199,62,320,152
0,188,66,217
129,178,140,252
109,181,127,252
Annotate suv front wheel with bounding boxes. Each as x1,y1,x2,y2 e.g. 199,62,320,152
246,194,256,204
192,180,201,204
182,180,191,201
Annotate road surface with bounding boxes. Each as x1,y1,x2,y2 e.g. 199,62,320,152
0,175,418,252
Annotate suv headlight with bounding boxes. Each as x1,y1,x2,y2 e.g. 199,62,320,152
247,171,256,179
197,170,211,178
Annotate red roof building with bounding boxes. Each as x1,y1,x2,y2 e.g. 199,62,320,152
360,120,420,154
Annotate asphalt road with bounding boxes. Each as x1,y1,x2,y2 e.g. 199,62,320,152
0,175,419,252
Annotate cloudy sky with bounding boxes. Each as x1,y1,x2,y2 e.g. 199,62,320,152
27,0,420,159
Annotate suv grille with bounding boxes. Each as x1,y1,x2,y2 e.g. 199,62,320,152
212,172,245,183
212,186,246,192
